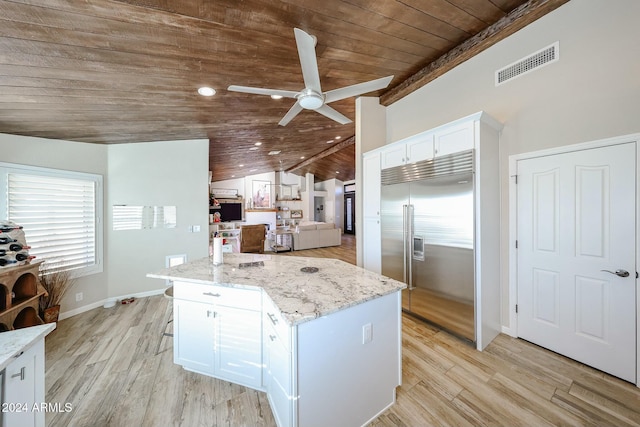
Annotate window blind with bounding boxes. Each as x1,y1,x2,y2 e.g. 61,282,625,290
7,172,97,272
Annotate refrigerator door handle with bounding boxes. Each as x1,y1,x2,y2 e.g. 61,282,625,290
402,204,408,284
408,204,415,289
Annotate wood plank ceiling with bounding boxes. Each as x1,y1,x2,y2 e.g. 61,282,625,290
0,0,568,182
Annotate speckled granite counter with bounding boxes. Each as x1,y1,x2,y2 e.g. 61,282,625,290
148,253,406,325
0,323,55,372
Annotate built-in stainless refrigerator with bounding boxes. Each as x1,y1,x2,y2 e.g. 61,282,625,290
381,150,476,343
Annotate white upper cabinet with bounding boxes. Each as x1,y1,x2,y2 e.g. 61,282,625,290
434,121,474,157
380,133,434,169
380,144,406,169
406,133,435,163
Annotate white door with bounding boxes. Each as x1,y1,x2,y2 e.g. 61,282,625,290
517,142,636,382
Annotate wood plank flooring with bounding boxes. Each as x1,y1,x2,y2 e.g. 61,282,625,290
44,234,640,426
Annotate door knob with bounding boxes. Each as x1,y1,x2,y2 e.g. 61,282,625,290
601,269,630,277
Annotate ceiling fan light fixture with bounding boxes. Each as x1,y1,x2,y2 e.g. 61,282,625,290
197,86,216,96
298,90,324,110
270,95,283,100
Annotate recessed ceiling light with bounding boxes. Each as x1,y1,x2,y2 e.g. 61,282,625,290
231,175,235,178
271,95,283,100
268,151,281,155
336,171,340,174
197,87,216,96
239,164,244,167
300,156,305,159
254,142,262,146
335,136,341,140
326,140,334,143
249,147,259,151
249,169,257,172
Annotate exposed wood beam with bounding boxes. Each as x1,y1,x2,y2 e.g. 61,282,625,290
285,135,355,173
380,0,571,106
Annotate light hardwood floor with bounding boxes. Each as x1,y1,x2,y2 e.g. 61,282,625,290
45,235,640,426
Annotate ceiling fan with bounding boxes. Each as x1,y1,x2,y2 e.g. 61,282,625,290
227,28,394,126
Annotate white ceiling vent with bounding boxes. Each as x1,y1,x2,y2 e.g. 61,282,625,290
495,41,559,86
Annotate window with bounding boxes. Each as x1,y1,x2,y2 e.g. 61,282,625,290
0,163,103,276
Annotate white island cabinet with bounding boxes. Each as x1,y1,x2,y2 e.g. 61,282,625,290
1,323,55,427
173,281,262,389
149,254,406,427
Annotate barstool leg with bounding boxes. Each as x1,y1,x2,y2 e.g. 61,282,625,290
155,300,173,355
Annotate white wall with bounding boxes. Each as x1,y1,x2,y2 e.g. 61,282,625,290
107,139,209,298
382,0,640,329
210,177,245,198
0,133,109,312
314,178,344,229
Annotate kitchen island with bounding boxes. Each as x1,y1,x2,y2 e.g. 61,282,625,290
148,253,405,427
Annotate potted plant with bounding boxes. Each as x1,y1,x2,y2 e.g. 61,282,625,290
38,262,77,324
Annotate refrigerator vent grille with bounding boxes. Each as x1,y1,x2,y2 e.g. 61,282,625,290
381,150,474,185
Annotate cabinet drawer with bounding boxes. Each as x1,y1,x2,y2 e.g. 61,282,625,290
263,295,291,351
173,281,261,310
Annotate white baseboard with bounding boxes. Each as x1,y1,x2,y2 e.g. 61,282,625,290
501,325,517,337
59,288,166,321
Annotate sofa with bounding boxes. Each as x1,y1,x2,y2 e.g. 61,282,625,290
292,221,342,251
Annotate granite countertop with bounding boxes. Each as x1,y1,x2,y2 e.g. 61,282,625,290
148,254,406,326
0,323,55,371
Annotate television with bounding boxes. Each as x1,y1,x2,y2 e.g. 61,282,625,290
210,199,244,222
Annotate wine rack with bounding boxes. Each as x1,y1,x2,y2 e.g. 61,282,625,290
0,261,46,332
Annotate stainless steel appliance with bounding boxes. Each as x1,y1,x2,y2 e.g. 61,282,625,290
381,150,476,343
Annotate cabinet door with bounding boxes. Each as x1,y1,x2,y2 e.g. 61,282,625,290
3,339,45,427
215,305,262,388
265,321,293,427
362,152,381,218
174,299,215,374
363,216,381,274
406,133,434,164
434,121,474,157
380,145,406,169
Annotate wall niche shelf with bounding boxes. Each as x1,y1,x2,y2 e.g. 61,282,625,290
0,261,46,332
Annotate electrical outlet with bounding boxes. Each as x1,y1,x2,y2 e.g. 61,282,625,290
75,292,83,302
362,323,372,344
193,225,201,232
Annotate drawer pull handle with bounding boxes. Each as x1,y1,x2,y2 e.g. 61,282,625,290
11,367,25,381
267,312,279,325
269,334,277,341
203,292,221,297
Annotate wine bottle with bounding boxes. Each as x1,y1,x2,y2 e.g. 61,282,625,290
15,251,33,262
0,224,22,233
8,243,29,252
0,237,17,245
0,258,17,267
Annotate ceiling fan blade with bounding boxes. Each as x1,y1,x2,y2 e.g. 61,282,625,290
294,28,322,94
278,101,304,126
227,85,298,99
323,75,394,104
314,104,352,125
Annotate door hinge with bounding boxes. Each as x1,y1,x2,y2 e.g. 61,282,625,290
515,304,518,314
514,175,518,184
515,240,518,249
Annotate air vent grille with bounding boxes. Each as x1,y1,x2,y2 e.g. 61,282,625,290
495,42,559,86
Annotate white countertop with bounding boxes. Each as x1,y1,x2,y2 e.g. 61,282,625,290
0,323,55,371
148,254,406,325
